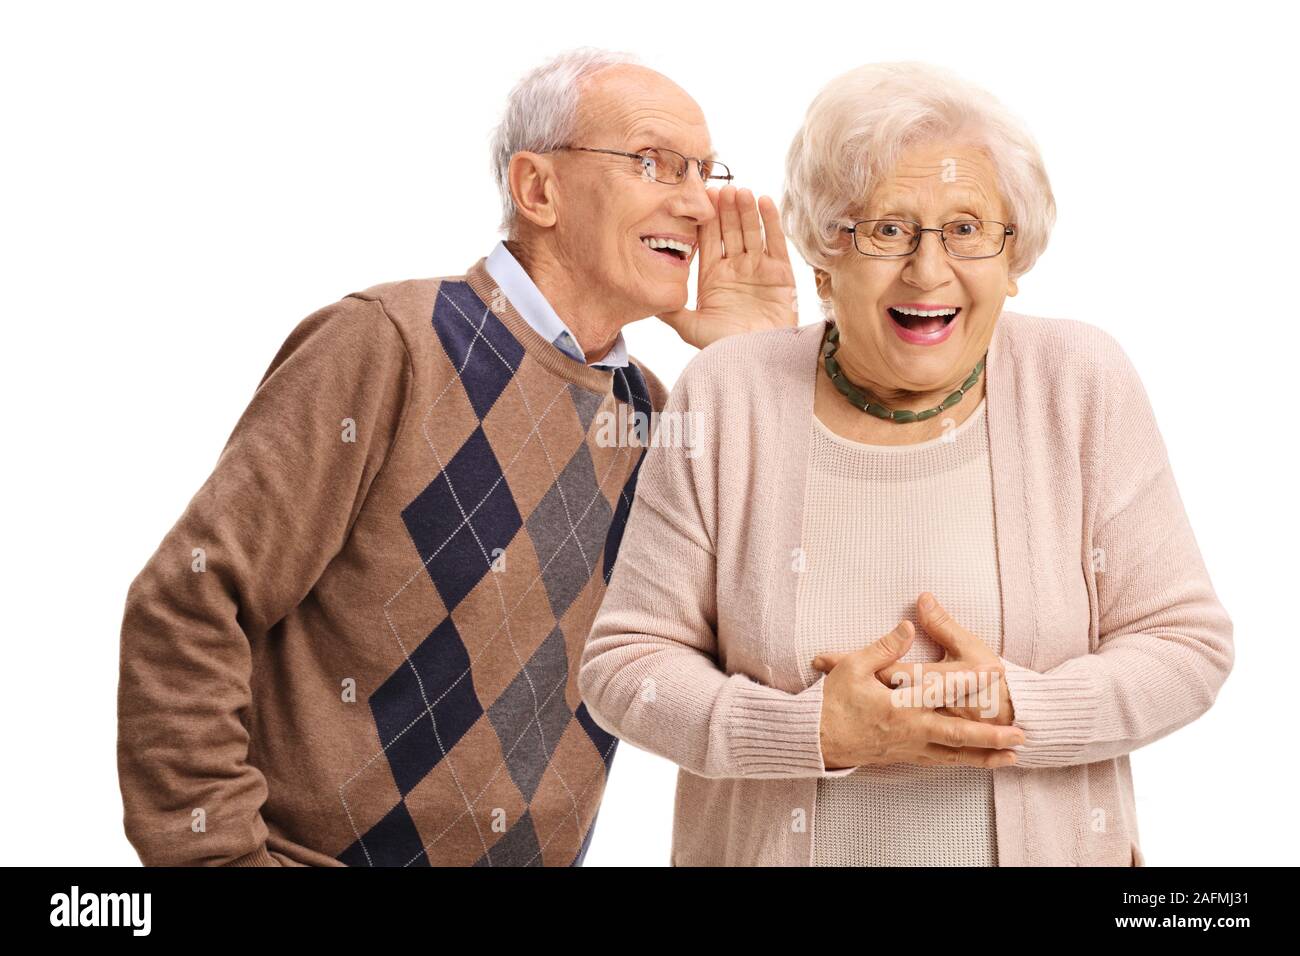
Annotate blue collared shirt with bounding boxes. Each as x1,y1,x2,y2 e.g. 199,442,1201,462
484,241,629,369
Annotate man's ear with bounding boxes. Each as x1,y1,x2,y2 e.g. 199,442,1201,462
508,151,559,229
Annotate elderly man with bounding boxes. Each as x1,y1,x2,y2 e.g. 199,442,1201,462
116,47,794,866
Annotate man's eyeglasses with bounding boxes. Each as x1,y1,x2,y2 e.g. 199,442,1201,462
841,219,1016,259
555,146,733,187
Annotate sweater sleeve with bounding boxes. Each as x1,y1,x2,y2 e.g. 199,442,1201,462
579,353,856,780
1000,341,1234,768
116,294,412,865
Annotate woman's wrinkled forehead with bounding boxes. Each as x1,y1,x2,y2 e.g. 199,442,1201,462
862,143,1007,220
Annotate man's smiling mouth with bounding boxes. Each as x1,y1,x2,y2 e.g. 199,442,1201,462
640,235,693,261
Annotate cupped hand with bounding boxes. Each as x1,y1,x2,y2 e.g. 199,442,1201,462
657,186,798,349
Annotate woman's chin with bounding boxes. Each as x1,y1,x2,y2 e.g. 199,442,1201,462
884,339,956,374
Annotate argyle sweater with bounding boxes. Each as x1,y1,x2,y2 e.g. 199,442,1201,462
117,256,666,866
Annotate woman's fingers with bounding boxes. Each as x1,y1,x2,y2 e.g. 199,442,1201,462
811,652,846,673
860,620,915,672
916,743,1018,768
918,593,978,655
876,661,1007,704
813,620,914,674
918,709,1023,751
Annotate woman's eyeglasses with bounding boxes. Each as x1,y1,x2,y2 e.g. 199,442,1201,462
841,219,1015,259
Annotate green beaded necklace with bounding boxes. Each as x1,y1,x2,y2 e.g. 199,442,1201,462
821,321,986,423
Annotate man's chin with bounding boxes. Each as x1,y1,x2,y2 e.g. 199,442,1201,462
645,284,689,317
617,270,688,318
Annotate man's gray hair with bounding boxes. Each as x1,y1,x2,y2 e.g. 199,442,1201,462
491,47,641,233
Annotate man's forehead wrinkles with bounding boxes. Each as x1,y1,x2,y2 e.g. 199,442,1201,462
599,119,711,158
577,89,711,152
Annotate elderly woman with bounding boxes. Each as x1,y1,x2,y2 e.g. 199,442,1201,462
578,61,1233,867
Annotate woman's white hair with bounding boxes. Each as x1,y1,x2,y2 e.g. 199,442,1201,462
782,61,1056,318
490,47,641,233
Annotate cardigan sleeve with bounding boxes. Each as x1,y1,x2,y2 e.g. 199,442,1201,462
1000,341,1234,768
116,295,412,865
579,352,857,780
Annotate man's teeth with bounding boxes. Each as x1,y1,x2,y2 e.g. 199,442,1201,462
890,306,959,318
642,237,691,257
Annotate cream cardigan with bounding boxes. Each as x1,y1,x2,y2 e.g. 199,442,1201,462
579,313,1234,867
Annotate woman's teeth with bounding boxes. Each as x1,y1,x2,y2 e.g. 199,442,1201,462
641,236,691,259
888,306,959,333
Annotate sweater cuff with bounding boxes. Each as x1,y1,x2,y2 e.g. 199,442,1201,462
727,674,859,777
1000,658,1102,767
222,844,282,867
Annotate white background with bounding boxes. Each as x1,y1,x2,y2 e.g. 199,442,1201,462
2,0,1295,866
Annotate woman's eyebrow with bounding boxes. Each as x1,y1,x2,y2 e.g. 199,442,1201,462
869,198,989,219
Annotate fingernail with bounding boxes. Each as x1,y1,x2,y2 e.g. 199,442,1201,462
919,594,934,611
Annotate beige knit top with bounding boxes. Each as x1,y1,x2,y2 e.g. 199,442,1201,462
582,316,1234,866
795,396,1002,866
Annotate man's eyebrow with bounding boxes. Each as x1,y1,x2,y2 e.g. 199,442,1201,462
629,128,716,159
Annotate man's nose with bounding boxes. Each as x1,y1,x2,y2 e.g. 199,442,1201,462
669,171,717,223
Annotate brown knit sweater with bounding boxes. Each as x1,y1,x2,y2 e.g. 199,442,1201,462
117,256,665,866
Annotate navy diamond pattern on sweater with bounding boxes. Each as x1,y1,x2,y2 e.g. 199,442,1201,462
369,616,483,796
575,700,618,771
338,800,430,867
401,424,523,614
603,452,644,585
340,274,654,867
431,280,526,419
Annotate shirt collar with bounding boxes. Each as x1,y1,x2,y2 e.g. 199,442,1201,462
484,240,629,369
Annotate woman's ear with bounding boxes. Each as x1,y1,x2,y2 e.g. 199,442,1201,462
814,267,832,300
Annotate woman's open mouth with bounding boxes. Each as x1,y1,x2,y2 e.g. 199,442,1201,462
887,305,960,345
